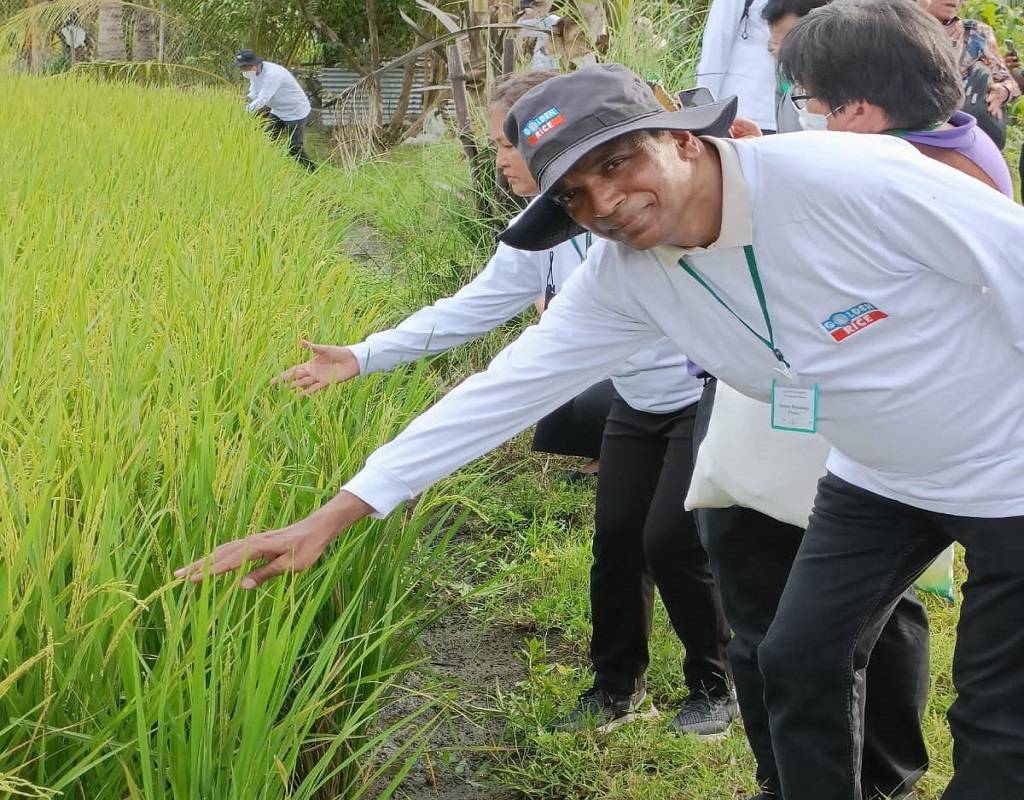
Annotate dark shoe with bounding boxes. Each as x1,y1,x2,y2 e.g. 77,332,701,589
548,685,657,733
561,468,598,484
667,688,739,740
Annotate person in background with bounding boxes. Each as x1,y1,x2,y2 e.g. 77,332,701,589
763,0,829,132
236,49,315,170
781,0,1011,194
925,0,1020,148
695,1,1013,796
272,70,736,738
697,0,778,132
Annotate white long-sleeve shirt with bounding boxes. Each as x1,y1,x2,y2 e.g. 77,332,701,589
347,230,702,414
696,0,777,130
343,132,1024,519
246,61,311,121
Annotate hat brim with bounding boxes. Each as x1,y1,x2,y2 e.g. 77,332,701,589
499,96,738,252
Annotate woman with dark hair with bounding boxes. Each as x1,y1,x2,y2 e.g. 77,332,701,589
694,1,1013,797
779,0,1011,193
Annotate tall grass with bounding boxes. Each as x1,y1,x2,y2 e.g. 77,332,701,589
0,74,466,798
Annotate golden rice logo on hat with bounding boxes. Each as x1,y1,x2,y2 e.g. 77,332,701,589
523,107,565,146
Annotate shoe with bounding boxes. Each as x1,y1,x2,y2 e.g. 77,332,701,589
548,685,658,733
667,688,739,740
561,468,598,484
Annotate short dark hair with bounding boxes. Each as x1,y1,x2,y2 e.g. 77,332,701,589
762,0,830,24
489,69,561,110
778,0,963,130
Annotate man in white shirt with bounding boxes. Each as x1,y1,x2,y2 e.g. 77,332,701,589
270,69,736,737
177,64,1024,799
697,0,778,131
236,49,314,170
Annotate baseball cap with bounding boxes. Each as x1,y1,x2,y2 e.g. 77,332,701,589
235,49,262,68
498,64,737,251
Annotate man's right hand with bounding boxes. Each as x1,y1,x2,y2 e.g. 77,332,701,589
272,340,361,395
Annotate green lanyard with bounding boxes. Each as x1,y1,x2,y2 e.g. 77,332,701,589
678,245,790,371
570,232,592,262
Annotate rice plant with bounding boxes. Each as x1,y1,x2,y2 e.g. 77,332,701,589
0,73,466,799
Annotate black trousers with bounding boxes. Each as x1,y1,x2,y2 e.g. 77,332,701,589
693,380,929,798
532,379,615,460
697,507,930,798
759,473,1024,800
591,394,731,697
267,114,315,170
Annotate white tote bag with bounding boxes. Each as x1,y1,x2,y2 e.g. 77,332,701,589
686,381,956,601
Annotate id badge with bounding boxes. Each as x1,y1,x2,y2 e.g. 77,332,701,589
771,380,819,434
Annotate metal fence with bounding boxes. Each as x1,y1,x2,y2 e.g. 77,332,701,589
316,61,453,127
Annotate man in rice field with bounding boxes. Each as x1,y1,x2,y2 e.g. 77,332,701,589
182,17,1024,800
268,70,739,739
236,49,315,170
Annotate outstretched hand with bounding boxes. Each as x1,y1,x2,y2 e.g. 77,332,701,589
272,340,361,395
174,492,374,589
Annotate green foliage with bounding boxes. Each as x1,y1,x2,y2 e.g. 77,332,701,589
0,74,475,799
963,0,1024,39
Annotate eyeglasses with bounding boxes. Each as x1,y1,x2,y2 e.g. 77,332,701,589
789,90,816,111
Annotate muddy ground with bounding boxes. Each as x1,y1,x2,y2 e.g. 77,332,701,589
372,609,529,800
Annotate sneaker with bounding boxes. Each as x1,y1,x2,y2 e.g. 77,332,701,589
548,685,658,733
667,689,739,740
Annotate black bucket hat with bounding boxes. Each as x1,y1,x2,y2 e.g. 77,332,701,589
235,49,262,68
499,64,738,251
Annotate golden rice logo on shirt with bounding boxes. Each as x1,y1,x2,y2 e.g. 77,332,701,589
523,107,565,146
821,302,888,342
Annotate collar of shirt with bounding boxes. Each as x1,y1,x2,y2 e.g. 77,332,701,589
653,136,753,262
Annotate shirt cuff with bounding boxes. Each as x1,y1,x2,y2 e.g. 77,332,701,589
346,341,374,375
341,466,415,519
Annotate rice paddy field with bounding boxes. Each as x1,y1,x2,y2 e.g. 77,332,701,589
0,73,476,799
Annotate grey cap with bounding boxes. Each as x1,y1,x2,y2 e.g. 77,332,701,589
235,49,262,68
498,64,737,251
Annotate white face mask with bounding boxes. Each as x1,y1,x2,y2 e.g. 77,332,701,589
243,70,258,81
797,105,830,131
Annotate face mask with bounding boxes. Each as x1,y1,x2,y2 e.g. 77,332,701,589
243,70,257,81
797,105,829,131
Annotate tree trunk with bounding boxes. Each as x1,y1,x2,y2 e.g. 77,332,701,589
386,58,417,143
131,6,160,61
96,2,127,60
26,0,49,74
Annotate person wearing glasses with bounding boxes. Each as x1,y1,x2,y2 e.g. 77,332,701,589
694,2,1013,797
925,0,1020,149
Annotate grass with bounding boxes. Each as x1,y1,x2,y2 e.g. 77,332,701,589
0,73,485,800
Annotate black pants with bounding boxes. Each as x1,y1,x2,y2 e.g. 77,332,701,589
532,379,615,460
591,394,731,697
759,473,1024,800
697,507,930,798
267,114,315,170
693,379,929,798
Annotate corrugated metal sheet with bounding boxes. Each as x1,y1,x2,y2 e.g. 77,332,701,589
318,61,451,127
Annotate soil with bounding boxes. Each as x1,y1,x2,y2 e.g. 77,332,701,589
370,609,530,800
